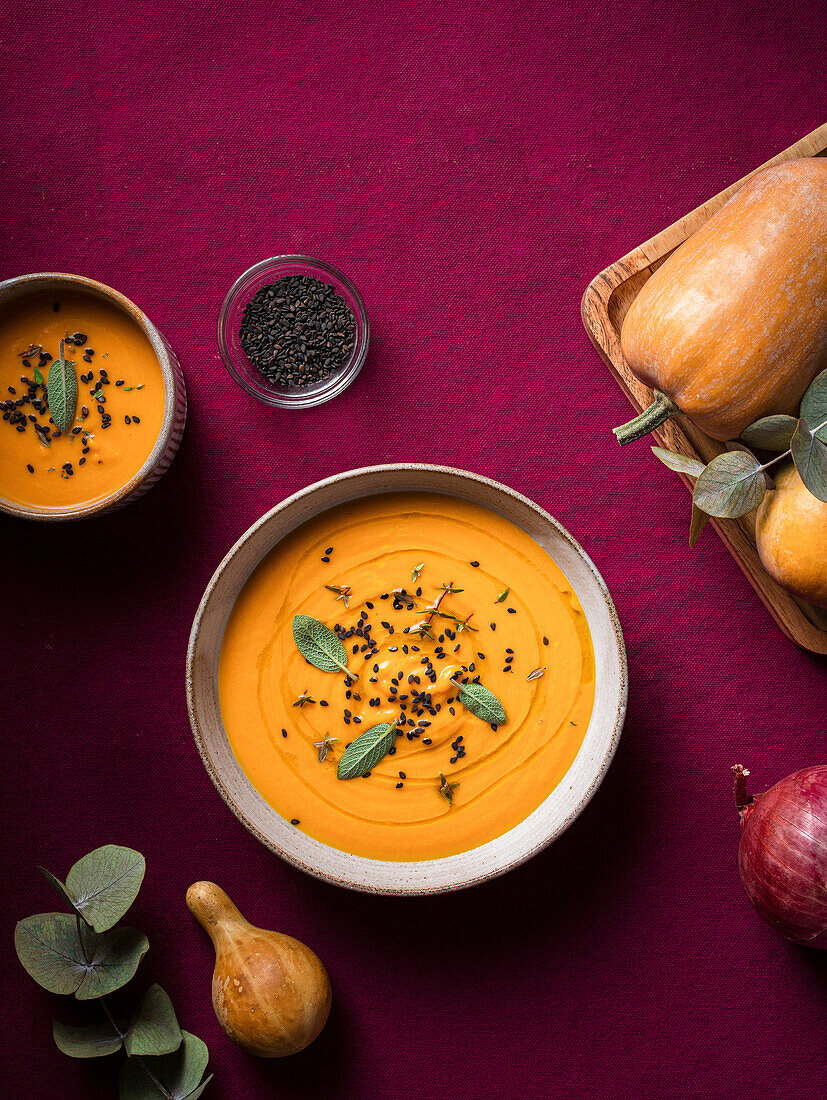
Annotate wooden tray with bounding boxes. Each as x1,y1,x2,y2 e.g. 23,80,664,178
582,123,827,655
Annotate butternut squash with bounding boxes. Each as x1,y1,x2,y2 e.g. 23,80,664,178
616,158,827,444
186,881,331,1058
755,464,827,609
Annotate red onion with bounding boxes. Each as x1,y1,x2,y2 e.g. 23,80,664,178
733,764,827,949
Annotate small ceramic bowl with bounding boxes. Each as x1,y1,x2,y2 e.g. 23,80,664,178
217,255,369,409
0,273,186,522
187,465,627,895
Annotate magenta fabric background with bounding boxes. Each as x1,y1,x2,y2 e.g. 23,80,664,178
1,1,825,1096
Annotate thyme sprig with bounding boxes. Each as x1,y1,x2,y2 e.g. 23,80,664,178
438,772,459,804
313,735,339,763
325,584,352,608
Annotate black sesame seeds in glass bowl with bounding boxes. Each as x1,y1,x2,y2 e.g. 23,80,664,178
218,256,369,408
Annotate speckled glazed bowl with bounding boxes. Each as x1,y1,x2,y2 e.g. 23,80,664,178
0,273,186,521
187,465,627,895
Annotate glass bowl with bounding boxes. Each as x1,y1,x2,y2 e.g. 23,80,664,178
217,256,369,409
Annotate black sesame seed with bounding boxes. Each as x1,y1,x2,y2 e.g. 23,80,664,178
470,561,479,567
290,818,300,826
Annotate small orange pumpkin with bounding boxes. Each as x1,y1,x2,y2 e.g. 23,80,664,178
755,464,827,609
616,158,827,444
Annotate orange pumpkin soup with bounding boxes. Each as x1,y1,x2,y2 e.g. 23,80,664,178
218,494,595,861
0,290,165,510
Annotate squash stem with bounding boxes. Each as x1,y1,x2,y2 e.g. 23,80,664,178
613,391,680,445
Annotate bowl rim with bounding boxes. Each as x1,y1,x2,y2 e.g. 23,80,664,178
216,254,370,409
186,463,628,895
0,272,183,522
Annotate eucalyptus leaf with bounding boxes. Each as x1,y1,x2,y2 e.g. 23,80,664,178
15,913,148,999
53,1019,123,1059
801,367,827,443
47,344,78,433
337,721,398,780
125,983,182,1057
791,419,827,502
650,446,706,478
119,1031,210,1100
15,913,90,995
63,845,146,932
292,614,357,679
689,503,711,548
739,414,798,451
453,680,506,725
76,927,149,999
39,866,78,912
692,451,767,518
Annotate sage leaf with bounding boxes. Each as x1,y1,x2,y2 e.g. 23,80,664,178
740,414,798,451
15,914,148,999
337,720,399,780
692,451,767,518
125,983,182,1057
53,1019,123,1059
453,679,506,725
801,368,827,443
119,1031,211,1100
791,419,827,502
47,342,78,433
60,844,146,932
651,446,706,478
689,502,711,548
292,614,357,679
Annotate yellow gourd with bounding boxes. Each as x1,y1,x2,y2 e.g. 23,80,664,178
755,464,827,610
186,881,331,1058
616,158,827,444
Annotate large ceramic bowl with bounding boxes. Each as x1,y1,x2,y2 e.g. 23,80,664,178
0,273,186,521
187,465,627,895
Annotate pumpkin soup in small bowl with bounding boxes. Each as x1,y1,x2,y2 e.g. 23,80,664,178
0,273,186,520
187,465,626,894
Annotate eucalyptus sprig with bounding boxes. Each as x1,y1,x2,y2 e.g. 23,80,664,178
14,845,212,1100
651,368,827,544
